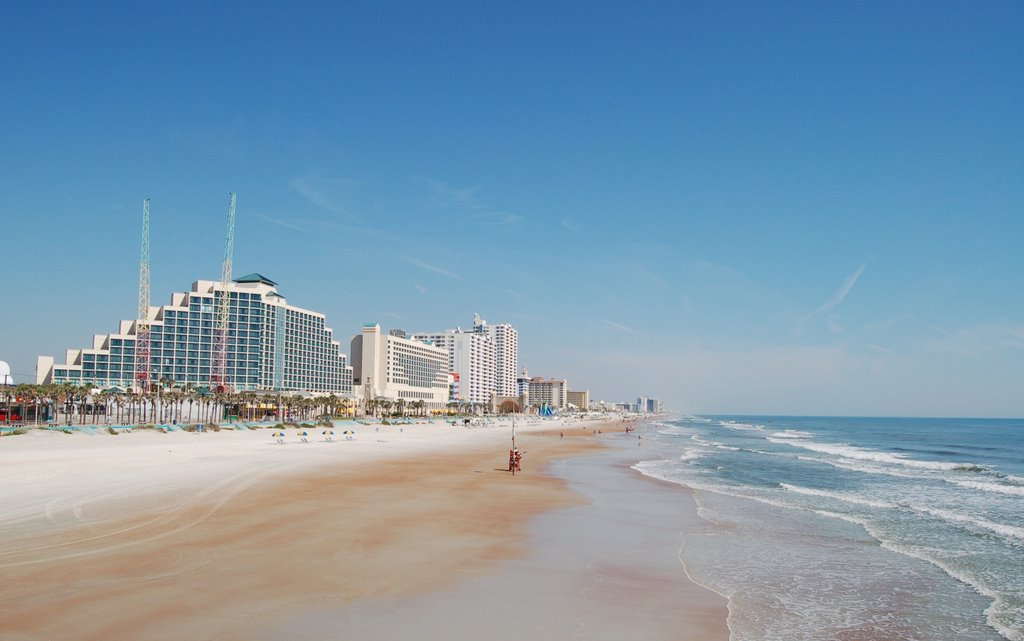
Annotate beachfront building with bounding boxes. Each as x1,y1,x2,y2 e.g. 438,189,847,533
350,323,450,412
567,390,590,411
635,397,664,413
472,314,518,398
36,274,353,394
527,376,569,410
516,368,532,397
411,314,517,408
411,330,495,406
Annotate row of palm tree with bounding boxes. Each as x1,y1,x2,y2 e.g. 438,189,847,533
0,382,359,427
361,398,489,418
0,380,503,429
363,398,430,418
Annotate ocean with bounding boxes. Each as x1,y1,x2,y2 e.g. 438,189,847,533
631,416,1024,641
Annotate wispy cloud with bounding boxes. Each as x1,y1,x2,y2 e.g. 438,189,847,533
562,219,582,233
404,257,464,280
816,264,866,314
290,175,359,216
923,323,1024,357
415,284,428,294
475,211,523,226
602,319,635,333
864,313,947,337
252,212,310,233
422,178,523,226
423,178,481,206
795,263,866,339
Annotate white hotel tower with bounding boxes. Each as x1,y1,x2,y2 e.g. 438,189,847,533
349,323,450,410
412,314,517,406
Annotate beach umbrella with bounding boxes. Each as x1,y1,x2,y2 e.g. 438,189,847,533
342,430,354,435
322,429,334,435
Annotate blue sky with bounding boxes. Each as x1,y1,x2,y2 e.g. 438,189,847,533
2,2,1022,416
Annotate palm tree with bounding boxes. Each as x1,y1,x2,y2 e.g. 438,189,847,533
110,389,124,424
0,385,13,423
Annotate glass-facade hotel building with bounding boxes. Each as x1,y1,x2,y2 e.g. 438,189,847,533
36,274,353,394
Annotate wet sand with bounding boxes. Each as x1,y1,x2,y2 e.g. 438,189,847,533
0,421,727,641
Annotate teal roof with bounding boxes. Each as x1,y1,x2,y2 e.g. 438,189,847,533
234,273,278,286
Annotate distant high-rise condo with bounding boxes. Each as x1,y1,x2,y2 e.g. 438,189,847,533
412,313,516,406
36,274,353,394
473,314,519,398
635,396,663,413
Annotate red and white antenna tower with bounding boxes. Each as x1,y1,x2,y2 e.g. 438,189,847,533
211,192,236,393
134,198,152,392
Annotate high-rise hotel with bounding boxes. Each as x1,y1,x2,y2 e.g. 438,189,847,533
412,314,518,406
350,323,450,410
36,273,353,394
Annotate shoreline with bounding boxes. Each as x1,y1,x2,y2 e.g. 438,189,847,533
1,416,728,641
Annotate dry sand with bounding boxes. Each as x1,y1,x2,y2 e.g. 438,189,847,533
0,420,727,641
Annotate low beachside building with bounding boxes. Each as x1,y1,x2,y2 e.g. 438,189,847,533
527,376,569,410
351,323,451,411
567,389,590,411
36,274,353,394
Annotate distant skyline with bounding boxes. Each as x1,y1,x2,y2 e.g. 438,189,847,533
3,2,1022,417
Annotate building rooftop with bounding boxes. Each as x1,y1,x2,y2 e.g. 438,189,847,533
233,273,278,286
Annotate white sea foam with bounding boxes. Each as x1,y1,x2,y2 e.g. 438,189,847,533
718,420,765,431
779,483,900,510
770,438,985,472
874,537,1022,641
948,479,1024,497
912,505,1024,545
679,449,707,462
811,508,873,529
656,425,691,436
799,455,931,480
770,430,814,439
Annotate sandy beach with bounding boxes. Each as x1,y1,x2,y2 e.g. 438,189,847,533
0,418,727,641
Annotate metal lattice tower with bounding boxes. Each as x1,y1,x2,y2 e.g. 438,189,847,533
134,198,152,392
212,192,237,393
